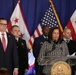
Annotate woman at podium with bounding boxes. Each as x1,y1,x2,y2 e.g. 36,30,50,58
38,27,69,75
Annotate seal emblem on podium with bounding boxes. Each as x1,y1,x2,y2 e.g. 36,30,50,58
51,61,71,75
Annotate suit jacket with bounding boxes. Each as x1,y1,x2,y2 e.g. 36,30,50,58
0,32,19,74
63,39,76,55
16,38,28,75
63,39,76,74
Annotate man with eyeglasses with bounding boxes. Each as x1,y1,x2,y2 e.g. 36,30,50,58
0,18,19,75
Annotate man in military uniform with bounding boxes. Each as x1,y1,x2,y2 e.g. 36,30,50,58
33,25,50,75
11,25,28,75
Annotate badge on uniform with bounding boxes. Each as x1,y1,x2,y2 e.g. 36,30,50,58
21,43,24,46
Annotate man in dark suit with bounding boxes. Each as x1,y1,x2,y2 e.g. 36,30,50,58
11,25,28,75
33,25,50,75
0,18,19,75
63,28,76,75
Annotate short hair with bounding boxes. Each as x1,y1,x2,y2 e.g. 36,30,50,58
0,68,9,75
63,28,71,32
42,25,50,30
0,18,7,24
0,18,7,21
11,25,19,31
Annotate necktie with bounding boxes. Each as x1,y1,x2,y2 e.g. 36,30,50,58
2,33,6,52
66,40,69,43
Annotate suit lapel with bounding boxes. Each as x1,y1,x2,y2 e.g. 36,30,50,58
6,33,11,51
0,38,5,52
0,38,2,44
0,39,3,48
0,33,11,52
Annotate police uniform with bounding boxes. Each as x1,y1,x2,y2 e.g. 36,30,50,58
16,38,28,75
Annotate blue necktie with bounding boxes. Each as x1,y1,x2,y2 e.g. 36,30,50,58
66,40,69,43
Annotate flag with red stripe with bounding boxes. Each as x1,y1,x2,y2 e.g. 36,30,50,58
7,1,35,75
66,10,76,41
28,24,42,48
29,0,63,47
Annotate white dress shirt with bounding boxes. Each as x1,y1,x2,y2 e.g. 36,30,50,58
43,35,48,39
63,38,70,43
0,32,7,47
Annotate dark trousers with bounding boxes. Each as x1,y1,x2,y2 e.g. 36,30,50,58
18,66,25,75
72,66,76,75
35,62,45,75
37,66,45,75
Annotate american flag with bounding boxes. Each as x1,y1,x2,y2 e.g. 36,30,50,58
40,0,63,32
29,1,63,47
41,5,59,28
27,1,63,74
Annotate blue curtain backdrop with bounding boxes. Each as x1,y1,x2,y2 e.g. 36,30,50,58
0,0,76,35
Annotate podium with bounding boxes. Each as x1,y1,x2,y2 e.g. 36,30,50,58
67,55,76,66
38,56,76,75
38,56,76,66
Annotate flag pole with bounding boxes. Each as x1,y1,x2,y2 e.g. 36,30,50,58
49,0,63,32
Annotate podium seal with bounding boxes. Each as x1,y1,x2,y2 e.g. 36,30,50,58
51,61,71,75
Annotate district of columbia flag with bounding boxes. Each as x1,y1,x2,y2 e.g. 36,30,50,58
66,10,76,41
7,1,30,43
7,1,35,75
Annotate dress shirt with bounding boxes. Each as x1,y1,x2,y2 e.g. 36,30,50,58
63,38,70,43
0,32,18,71
43,35,48,39
0,32,7,47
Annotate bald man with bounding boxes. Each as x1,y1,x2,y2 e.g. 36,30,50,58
63,28,76,75
63,28,76,54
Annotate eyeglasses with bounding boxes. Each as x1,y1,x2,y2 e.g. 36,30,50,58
0,23,7,26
